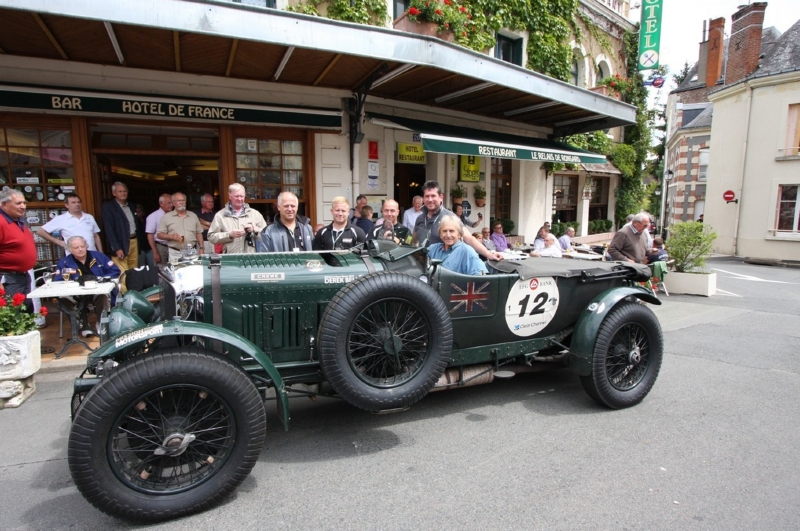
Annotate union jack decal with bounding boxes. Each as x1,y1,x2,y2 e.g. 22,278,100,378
449,282,490,313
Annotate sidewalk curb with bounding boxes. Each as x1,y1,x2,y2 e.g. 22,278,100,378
39,356,87,374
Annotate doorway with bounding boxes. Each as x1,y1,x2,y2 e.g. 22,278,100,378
393,162,426,217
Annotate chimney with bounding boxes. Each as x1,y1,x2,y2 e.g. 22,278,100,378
725,2,768,85
705,17,725,87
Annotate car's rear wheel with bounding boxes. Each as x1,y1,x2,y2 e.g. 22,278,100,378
580,302,662,409
68,348,266,522
318,272,452,412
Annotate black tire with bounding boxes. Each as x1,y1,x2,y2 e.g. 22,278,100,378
580,302,663,409
68,348,266,522
318,271,452,412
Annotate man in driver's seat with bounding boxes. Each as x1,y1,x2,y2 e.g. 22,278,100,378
427,215,487,275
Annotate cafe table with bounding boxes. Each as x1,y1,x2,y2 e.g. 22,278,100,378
28,280,116,358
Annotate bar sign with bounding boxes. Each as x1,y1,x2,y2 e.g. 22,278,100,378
637,0,663,71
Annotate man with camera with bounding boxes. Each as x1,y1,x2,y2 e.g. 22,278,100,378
156,192,205,262
208,183,266,254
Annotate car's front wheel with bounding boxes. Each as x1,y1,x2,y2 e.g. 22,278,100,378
318,272,452,412
580,302,663,408
68,348,266,522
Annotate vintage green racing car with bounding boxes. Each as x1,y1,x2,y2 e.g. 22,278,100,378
67,241,663,521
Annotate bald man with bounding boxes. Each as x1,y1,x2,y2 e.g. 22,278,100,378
368,199,411,244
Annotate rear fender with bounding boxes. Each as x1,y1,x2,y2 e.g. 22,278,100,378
568,286,660,376
86,321,291,430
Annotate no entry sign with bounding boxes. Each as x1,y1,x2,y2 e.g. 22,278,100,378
723,190,736,202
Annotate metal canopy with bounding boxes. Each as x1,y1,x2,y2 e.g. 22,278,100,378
369,113,606,164
0,0,636,136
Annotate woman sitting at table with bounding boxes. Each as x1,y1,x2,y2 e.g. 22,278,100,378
55,236,120,337
428,215,488,275
490,221,511,251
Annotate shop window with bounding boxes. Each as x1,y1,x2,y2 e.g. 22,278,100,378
777,185,799,233
235,137,305,206
0,127,74,264
490,158,511,221
495,34,523,66
589,177,609,221
552,175,578,222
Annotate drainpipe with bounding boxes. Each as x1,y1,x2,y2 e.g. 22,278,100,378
732,80,753,257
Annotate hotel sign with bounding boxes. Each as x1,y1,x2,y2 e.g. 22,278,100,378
0,85,342,128
396,143,426,164
637,0,663,71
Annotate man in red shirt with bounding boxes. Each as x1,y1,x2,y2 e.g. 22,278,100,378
0,190,37,312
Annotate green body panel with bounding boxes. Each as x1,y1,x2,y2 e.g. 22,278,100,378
86,320,291,430
567,286,660,376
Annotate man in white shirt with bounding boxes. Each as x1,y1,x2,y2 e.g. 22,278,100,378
146,194,173,265
402,196,423,229
37,193,102,251
531,233,563,258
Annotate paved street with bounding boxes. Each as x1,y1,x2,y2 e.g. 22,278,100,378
1,257,799,531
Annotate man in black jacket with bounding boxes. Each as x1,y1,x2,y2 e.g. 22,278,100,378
101,181,142,273
313,196,366,250
259,192,314,252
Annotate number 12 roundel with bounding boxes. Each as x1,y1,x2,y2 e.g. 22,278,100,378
504,277,560,337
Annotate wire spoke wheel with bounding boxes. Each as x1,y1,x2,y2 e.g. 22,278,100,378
319,272,452,412
580,302,663,409
109,384,235,495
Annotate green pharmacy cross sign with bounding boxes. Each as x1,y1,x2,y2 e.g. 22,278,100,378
637,0,663,71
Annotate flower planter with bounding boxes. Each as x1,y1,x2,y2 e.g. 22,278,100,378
0,330,41,408
589,86,620,100
393,12,455,43
452,197,463,205
475,198,486,207
663,271,717,297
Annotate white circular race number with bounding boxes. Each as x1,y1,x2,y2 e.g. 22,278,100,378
505,277,560,337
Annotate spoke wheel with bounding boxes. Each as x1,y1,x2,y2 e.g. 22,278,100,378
69,348,266,522
580,302,663,409
348,298,431,388
319,272,452,412
108,384,234,495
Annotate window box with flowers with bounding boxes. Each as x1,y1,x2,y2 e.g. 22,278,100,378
393,0,493,51
0,287,47,408
595,74,635,101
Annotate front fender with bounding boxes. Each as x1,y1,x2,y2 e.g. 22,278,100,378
86,320,291,430
568,286,660,376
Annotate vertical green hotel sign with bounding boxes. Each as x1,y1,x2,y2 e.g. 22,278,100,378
637,0,663,71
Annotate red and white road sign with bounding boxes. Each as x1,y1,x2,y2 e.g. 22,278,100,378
723,190,736,201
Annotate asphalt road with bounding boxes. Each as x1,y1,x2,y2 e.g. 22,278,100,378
1,257,799,531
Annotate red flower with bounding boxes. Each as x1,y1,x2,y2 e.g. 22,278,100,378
444,0,452,4
615,73,621,79
409,6,421,15
652,277,659,283
462,31,467,36
39,306,48,317
459,5,466,11
445,22,450,28
0,298,6,307
435,8,442,15
467,14,472,18
12,293,25,307
610,81,616,87
471,25,476,31
0,286,4,296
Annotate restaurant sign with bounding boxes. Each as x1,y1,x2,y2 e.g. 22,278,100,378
396,143,426,164
421,134,606,165
637,0,663,71
0,85,342,128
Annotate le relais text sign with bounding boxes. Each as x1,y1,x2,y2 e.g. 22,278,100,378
0,86,341,128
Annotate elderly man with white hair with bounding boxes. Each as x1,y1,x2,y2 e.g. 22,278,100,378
208,183,266,254
530,233,563,258
609,211,650,263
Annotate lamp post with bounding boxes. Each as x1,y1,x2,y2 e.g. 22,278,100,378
660,170,674,238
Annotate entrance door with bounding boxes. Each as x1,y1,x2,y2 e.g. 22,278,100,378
393,163,426,218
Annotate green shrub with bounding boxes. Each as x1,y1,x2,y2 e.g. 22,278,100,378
665,221,717,272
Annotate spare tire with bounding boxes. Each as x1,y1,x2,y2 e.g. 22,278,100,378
318,271,452,412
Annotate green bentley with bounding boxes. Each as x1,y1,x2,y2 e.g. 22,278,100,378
67,241,662,521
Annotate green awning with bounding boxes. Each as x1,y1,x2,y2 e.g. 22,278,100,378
369,113,606,164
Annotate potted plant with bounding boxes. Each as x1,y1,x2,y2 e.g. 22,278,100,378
0,286,47,408
473,185,486,207
450,183,465,205
663,221,718,296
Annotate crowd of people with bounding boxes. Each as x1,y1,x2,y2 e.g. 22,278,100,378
1,178,671,338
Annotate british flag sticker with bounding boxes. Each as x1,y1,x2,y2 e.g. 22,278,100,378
448,281,491,314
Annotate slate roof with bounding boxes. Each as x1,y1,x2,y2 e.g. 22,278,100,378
681,104,713,130
750,20,800,77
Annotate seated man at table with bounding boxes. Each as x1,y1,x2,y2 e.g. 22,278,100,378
427,215,487,276
55,236,121,337
646,237,668,263
530,233,563,258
